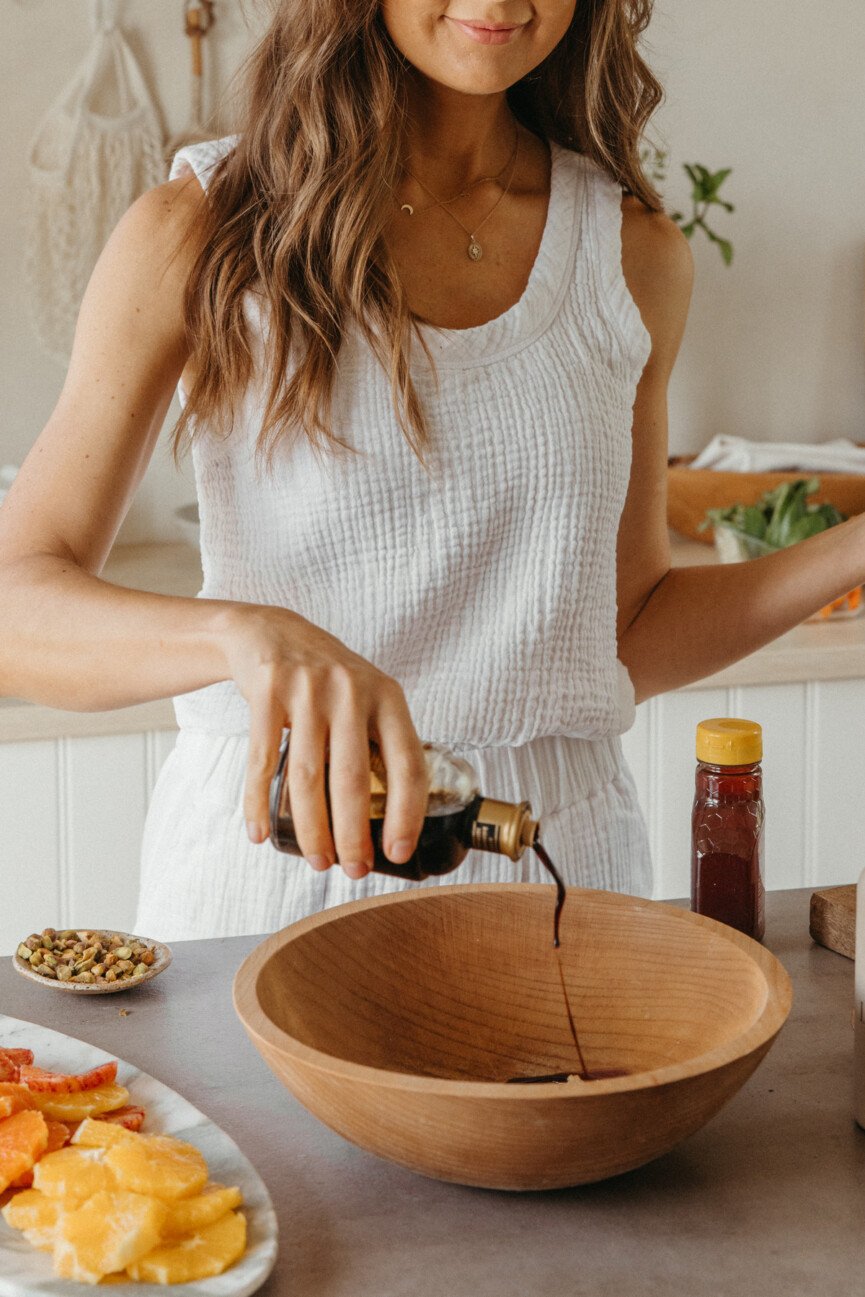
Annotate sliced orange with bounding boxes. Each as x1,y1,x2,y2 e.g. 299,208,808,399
104,1134,208,1202
1,1186,62,1250
33,1145,116,1205
20,1061,118,1094
71,1116,138,1151
96,1104,145,1132
54,1188,167,1285
10,1118,72,1188
0,1082,36,1113
0,1048,34,1083
0,1110,49,1194
162,1183,243,1238
28,1082,129,1123
127,1209,247,1284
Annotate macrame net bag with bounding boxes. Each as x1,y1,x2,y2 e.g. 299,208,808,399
25,0,164,364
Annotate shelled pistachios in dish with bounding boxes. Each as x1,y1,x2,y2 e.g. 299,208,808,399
16,930,159,986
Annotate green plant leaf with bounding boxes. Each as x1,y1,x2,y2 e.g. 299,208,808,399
707,168,732,194
702,227,734,264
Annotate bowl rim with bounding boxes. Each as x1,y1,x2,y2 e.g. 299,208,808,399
12,928,172,994
233,884,793,1097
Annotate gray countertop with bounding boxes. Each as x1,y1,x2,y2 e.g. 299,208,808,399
1,889,862,1297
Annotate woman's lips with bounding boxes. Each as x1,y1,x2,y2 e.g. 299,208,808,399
445,17,528,45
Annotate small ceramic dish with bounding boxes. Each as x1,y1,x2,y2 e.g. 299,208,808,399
12,929,171,995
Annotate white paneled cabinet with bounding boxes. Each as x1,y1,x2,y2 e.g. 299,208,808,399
1,678,863,953
1,731,176,953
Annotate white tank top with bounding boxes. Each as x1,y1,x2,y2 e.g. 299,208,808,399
168,135,651,748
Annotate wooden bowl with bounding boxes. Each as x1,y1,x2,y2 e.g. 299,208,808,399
233,885,792,1191
667,455,865,543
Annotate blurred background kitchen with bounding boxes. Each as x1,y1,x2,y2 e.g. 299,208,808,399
1,0,864,949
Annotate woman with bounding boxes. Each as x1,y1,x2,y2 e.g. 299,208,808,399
0,2,861,939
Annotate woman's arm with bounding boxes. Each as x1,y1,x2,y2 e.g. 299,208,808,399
615,198,865,704
0,179,428,874
0,177,231,710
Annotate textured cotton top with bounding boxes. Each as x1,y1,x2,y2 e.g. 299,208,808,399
168,135,651,748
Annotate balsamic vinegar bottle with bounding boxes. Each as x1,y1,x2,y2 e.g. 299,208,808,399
268,736,538,881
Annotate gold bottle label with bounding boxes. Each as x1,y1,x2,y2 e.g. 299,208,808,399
470,799,538,861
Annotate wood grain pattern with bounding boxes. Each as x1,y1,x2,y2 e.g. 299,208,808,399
809,884,856,960
234,885,793,1190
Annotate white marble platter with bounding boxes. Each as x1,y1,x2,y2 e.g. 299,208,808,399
0,1014,278,1297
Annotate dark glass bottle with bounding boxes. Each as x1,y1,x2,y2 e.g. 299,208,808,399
269,736,538,881
691,717,765,942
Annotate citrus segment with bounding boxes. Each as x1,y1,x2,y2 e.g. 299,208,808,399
20,1061,118,1094
0,1049,34,1082
0,1109,49,1193
2,1185,62,1233
162,1183,243,1237
0,1058,18,1083
54,1188,168,1284
9,1118,72,1188
104,1134,208,1201
33,1145,116,1205
0,1048,35,1067
96,1104,145,1132
71,1116,138,1150
126,1208,247,1284
0,1082,36,1112
28,1082,129,1123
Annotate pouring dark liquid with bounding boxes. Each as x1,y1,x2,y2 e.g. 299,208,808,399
506,840,629,1085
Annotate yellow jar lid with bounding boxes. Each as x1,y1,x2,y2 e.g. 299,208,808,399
696,718,762,765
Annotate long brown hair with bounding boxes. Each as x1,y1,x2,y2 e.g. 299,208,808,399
172,0,663,459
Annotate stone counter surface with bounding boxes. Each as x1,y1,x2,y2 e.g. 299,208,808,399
1,889,862,1297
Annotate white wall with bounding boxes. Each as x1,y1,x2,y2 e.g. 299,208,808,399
651,0,865,453
0,0,863,540
0,0,268,542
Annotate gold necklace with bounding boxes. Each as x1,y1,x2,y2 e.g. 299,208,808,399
399,125,519,219
402,127,520,263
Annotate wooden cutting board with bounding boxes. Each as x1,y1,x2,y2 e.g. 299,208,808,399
809,884,856,960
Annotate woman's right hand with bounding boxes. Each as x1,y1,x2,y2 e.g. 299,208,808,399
221,604,428,879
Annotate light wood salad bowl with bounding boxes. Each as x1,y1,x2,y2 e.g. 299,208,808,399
233,885,792,1191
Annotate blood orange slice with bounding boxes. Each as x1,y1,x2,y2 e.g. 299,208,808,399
95,1105,145,1132
19,1061,117,1094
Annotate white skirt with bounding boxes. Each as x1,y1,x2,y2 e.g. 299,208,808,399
136,730,652,941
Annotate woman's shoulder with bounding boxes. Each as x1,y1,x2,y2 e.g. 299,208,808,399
620,196,693,371
620,196,693,299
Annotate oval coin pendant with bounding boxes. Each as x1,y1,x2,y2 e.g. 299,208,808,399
400,203,414,215
467,239,483,262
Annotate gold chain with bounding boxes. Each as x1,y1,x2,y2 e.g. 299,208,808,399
400,125,520,263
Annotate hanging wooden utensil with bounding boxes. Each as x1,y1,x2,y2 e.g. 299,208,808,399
164,0,216,169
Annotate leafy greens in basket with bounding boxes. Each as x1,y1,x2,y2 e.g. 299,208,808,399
700,477,846,558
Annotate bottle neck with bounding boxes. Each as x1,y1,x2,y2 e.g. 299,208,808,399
697,761,761,776
467,796,538,860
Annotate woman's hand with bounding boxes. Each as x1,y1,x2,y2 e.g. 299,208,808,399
222,604,428,879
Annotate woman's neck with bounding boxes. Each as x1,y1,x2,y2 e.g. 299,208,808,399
402,74,516,191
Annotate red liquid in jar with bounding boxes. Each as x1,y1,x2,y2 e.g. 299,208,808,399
691,761,765,941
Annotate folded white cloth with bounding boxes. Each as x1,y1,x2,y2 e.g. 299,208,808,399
0,465,18,506
689,435,865,475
